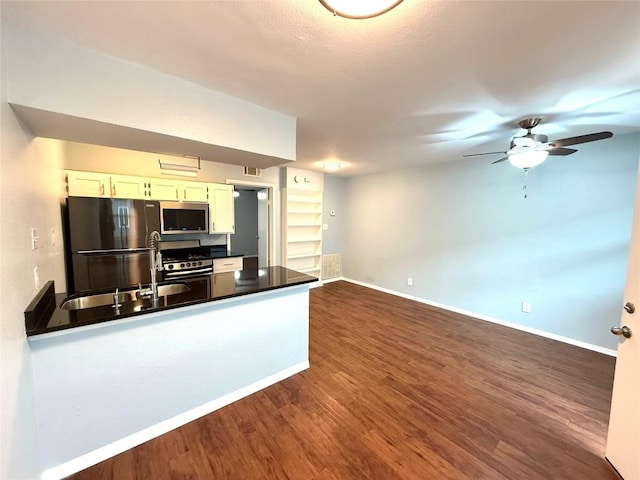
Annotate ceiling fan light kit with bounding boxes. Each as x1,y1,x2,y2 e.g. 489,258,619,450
463,117,614,198
464,117,613,170
508,150,549,169
318,0,403,19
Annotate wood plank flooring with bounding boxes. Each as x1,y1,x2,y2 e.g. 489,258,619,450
66,281,618,480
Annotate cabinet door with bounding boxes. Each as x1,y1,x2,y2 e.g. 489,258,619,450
181,181,209,202
110,174,148,199
209,183,235,234
66,171,111,198
149,179,180,201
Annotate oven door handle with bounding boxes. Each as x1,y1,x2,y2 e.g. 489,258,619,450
164,267,213,278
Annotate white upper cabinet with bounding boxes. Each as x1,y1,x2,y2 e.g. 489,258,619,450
208,183,235,234
66,171,112,198
110,174,148,200
149,179,209,202
66,173,233,236
148,179,180,201
181,181,209,203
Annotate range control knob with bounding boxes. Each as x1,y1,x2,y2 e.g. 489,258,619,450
168,265,174,270
180,263,185,268
198,261,202,266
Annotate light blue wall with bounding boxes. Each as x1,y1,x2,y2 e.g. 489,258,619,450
342,133,640,350
322,175,347,255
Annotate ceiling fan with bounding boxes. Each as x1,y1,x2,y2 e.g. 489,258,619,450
463,117,613,169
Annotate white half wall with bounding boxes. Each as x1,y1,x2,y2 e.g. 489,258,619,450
29,286,310,474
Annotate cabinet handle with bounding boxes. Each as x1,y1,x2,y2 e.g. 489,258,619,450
112,185,116,196
176,188,179,199
184,189,186,199
100,184,105,196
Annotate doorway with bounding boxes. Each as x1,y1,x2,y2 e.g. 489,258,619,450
227,180,275,269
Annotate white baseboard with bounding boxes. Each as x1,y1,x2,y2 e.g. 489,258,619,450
322,276,344,284
341,278,617,357
40,361,310,480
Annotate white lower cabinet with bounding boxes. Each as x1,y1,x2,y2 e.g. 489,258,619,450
213,257,243,273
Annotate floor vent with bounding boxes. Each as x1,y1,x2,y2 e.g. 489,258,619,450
322,254,341,279
243,166,261,177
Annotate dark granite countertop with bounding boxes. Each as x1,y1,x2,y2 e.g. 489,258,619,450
25,266,317,337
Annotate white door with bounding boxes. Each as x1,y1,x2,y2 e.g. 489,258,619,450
606,166,640,479
258,189,269,267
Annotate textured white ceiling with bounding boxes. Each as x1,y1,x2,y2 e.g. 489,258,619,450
2,0,639,176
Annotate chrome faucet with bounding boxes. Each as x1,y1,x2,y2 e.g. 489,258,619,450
137,231,163,305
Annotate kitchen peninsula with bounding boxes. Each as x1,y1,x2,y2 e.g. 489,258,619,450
24,266,316,478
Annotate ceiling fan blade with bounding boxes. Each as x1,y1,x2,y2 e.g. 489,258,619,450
491,156,509,164
548,147,578,156
550,131,613,147
463,150,507,158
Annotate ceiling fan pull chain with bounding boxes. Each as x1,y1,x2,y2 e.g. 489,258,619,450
522,168,529,199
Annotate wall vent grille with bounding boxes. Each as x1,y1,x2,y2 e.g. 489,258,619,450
243,166,261,177
322,254,341,279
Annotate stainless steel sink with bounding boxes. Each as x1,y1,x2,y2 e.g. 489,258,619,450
60,283,191,311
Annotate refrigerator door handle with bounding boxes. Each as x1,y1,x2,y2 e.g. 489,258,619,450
76,248,151,255
118,207,130,228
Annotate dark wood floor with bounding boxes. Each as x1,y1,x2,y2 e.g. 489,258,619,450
67,281,618,480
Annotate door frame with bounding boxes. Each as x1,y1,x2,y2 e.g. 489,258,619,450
226,178,277,268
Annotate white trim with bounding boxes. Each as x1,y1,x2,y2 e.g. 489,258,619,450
226,178,278,267
342,278,617,357
322,276,345,284
40,361,309,480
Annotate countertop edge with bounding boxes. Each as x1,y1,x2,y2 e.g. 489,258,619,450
25,266,316,338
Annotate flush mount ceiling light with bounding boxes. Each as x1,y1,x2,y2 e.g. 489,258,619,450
322,161,342,172
319,0,404,19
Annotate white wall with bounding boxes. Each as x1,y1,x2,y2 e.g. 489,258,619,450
343,133,640,350
4,23,296,167
0,20,67,480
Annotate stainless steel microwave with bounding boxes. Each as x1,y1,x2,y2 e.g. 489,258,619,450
159,201,209,235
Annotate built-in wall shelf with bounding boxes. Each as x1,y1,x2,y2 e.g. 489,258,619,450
283,169,324,281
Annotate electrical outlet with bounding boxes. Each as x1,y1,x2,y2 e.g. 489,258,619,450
522,301,531,313
322,224,329,231
33,267,39,290
407,277,413,286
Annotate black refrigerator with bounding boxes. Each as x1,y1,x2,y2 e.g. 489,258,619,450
66,197,160,293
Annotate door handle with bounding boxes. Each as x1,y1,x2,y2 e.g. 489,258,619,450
611,325,632,339
624,302,635,314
